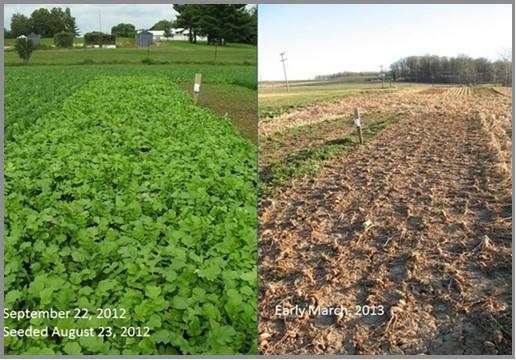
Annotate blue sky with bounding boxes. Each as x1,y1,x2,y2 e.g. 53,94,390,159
259,4,513,80
4,4,175,35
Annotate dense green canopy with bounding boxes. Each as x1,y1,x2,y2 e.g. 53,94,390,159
173,5,256,45
9,7,78,38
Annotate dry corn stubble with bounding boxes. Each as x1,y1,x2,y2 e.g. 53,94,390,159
259,87,512,355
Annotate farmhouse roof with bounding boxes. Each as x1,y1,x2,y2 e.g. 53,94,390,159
171,28,189,34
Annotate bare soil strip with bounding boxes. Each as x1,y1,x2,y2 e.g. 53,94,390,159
258,89,512,355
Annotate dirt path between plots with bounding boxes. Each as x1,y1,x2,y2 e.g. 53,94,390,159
258,93,512,355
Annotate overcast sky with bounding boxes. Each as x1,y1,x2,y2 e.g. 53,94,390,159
259,4,513,80
4,4,176,34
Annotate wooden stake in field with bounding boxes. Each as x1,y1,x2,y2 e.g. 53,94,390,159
353,107,364,144
193,73,202,105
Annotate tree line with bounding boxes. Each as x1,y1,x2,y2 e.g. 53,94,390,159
316,53,512,86
173,4,257,45
390,53,512,86
6,7,78,38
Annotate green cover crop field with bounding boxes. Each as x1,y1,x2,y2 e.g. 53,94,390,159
4,74,257,355
5,64,256,140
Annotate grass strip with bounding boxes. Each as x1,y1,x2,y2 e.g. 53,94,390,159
259,117,398,197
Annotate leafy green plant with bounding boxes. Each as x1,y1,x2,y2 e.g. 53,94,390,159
4,76,257,355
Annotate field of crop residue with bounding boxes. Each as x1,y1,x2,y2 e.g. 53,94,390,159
258,85,512,355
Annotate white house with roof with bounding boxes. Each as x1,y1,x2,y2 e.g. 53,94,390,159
143,29,207,42
174,28,207,41
148,30,165,41
170,28,190,41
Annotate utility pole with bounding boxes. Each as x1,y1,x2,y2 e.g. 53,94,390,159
380,65,385,88
280,52,289,93
99,13,102,32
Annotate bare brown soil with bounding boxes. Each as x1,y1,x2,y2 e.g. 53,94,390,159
258,88,512,355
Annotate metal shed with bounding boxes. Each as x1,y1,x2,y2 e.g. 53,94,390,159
135,31,153,48
28,32,40,46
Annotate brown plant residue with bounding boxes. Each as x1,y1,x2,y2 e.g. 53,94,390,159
258,87,512,355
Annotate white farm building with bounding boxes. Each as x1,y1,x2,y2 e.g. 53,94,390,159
145,29,207,42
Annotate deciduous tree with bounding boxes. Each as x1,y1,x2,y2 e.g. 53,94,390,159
111,23,136,37
10,13,31,37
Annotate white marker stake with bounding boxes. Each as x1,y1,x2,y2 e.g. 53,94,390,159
193,73,202,105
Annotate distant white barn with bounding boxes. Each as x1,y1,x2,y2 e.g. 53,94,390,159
171,28,207,42
170,28,189,41
148,30,165,41
144,28,207,42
